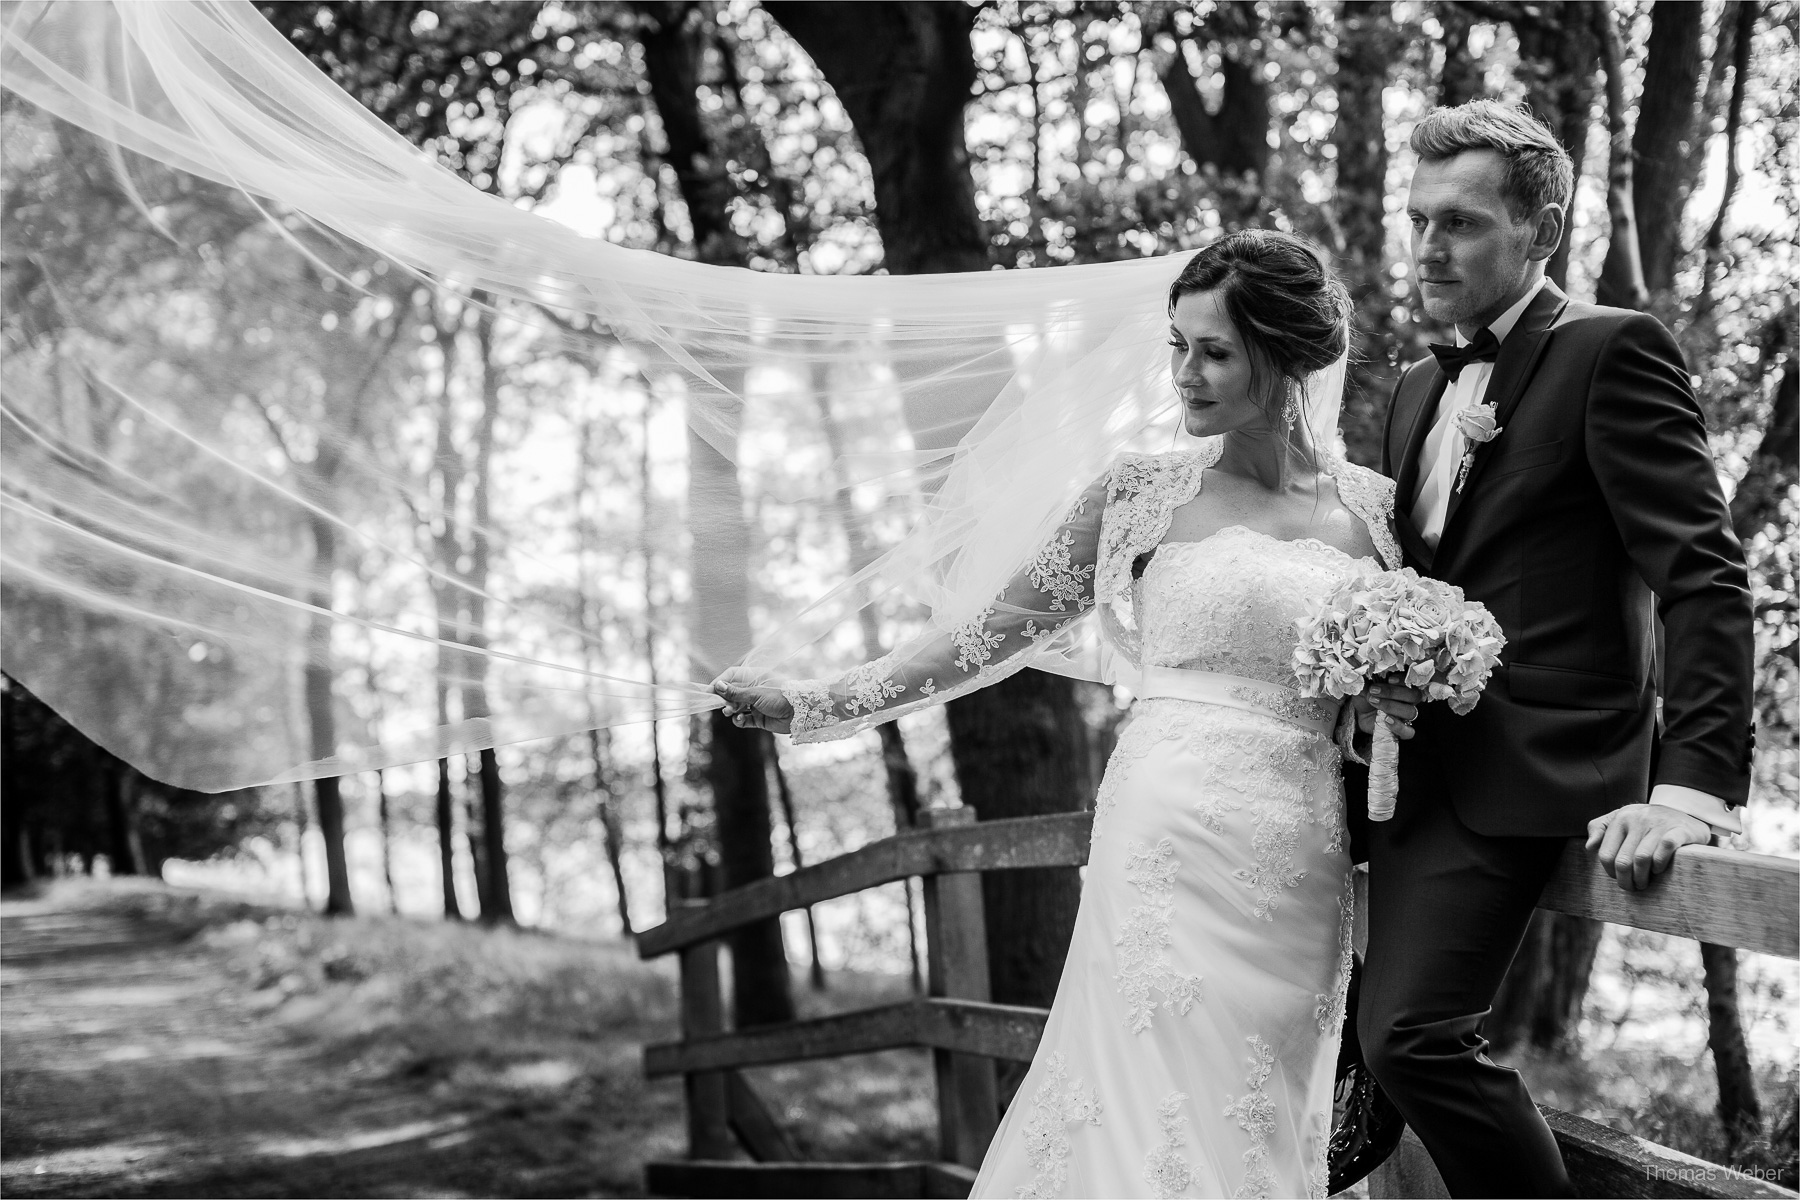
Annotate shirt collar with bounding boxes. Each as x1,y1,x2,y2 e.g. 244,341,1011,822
1455,276,1547,347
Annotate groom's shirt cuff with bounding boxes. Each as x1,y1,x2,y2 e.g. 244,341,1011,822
1649,784,1743,835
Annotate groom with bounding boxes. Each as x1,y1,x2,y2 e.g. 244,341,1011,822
1357,102,1755,1197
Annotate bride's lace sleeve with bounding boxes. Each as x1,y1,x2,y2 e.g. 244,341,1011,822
783,474,1111,743
1332,461,1401,571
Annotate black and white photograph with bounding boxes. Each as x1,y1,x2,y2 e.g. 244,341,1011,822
1,1,1796,1197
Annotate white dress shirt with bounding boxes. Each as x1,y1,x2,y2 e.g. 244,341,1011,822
1409,277,1740,835
1409,279,1544,550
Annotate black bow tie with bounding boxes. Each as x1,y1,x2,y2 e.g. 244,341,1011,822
1429,327,1500,382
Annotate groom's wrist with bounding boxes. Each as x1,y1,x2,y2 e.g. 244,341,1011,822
1647,784,1742,836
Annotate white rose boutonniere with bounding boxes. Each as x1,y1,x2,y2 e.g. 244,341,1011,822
1452,402,1503,493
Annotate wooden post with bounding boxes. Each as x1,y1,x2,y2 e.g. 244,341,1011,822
918,807,999,1169
674,864,733,1160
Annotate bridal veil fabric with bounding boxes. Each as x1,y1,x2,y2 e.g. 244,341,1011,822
0,1,1336,791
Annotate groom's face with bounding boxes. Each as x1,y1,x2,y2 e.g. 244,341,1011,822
1407,149,1543,330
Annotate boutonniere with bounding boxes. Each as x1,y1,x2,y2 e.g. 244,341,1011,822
1453,402,1503,493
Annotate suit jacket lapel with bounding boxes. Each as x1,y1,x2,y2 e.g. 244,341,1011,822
1393,368,1446,505
1390,366,1446,571
1438,282,1570,541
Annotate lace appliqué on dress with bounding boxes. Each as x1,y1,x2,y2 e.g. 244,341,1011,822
1017,1052,1103,1200
1305,1108,1332,1200
1029,528,1096,613
1222,1034,1279,1200
1331,461,1402,570
1315,868,1357,1036
843,655,906,715
1229,684,1334,727
1095,449,1216,632
1114,839,1204,1032
1142,1091,1195,1199
952,606,1005,672
784,681,836,738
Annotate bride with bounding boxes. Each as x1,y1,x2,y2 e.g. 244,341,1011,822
717,230,1416,1199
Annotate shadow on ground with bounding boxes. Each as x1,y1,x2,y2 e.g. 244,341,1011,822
1,878,939,1198
0,879,683,1198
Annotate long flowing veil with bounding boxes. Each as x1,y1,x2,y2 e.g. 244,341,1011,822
0,0,1286,791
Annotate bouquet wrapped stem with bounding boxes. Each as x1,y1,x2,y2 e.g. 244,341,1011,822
1293,567,1506,822
1368,706,1402,820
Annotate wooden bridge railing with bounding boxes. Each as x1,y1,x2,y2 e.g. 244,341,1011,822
635,807,1798,1200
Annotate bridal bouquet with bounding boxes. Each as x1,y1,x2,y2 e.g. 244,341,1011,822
1292,568,1506,820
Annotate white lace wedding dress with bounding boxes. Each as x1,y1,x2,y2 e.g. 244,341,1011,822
783,449,1400,1199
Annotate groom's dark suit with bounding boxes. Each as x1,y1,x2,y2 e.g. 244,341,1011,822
1356,280,1755,1197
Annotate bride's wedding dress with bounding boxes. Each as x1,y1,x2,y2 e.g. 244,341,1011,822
783,448,1400,1199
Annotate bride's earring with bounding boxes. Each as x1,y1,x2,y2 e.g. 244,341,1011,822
1282,387,1302,428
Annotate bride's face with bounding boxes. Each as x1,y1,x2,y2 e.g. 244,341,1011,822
1168,289,1271,438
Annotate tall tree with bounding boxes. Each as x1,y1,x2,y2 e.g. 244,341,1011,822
767,1,1092,1025
462,306,514,924
1693,0,1759,327
1330,0,1402,464
1155,2,1272,182
425,306,465,921
1511,2,1599,289
1433,2,1487,108
1593,4,1651,312
1632,2,1708,298
635,0,793,1028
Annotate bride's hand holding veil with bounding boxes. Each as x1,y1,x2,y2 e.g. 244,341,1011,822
713,669,795,735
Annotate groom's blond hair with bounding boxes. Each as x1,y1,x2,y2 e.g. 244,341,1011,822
1411,101,1573,221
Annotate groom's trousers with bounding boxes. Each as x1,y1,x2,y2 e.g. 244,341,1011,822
1357,736,1578,1199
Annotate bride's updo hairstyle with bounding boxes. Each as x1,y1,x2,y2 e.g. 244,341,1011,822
1167,230,1352,469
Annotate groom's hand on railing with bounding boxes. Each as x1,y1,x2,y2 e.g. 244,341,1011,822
712,668,795,735
1585,804,1712,892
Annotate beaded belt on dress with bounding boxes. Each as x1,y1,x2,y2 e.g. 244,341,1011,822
1134,666,1340,736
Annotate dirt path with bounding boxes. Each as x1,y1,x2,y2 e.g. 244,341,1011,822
0,883,680,1198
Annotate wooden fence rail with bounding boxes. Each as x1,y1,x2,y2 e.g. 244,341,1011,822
636,806,1799,1200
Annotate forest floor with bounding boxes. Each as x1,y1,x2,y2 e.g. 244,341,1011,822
0,877,931,1198
3,877,1792,1197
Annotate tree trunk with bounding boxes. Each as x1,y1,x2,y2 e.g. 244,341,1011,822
945,669,1089,1012
1,796,32,890
638,395,672,859
1701,942,1765,1161
428,305,467,921
376,769,398,914
1433,2,1486,107
1156,4,1270,182
637,0,792,1026
812,364,923,833
104,763,147,876
464,779,490,916
1489,909,1606,1055
590,726,635,939
436,757,461,918
1694,0,1757,328
1729,355,1797,541
813,367,924,988
768,738,827,992
305,513,355,916
463,308,512,924
1677,1,1746,224
1632,1,1707,297
1330,0,1400,465
292,781,313,910
770,0,1093,1020
765,2,988,277
691,432,792,1027
1593,5,1651,312
1515,4,1598,290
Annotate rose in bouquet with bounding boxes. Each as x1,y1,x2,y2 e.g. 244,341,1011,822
1292,567,1506,820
